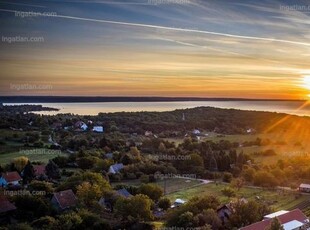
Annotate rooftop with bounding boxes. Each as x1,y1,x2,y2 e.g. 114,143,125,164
264,210,289,219
299,183,310,189
2,171,22,182
0,196,16,214
240,209,308,230
53,189,78,209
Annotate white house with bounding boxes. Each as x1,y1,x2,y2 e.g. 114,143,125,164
299,183,310,193
192,129,201,135
171,198,186,208
81,123,88,131
92,126,104,133
75,121,88,131
108,163,124,174
145,131,153,137
264,210,289,220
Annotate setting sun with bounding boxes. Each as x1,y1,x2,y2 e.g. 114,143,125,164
303,75,310,91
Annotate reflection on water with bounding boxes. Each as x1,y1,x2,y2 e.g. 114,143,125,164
4,101,310,116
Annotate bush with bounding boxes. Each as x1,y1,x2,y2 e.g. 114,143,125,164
140,175,149,183
126,172,137,180
158,197,171,210
221,187,236,197
223,172,233,183
253,171,278,187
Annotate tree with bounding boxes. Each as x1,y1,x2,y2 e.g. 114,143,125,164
266,217,284,230
158,197,171,210
178,153,204,175
22,161,35,184
13,195,53,220
138,183,163,202
242,167,255,182
77,209,111,230
177,211,194,228
166,195,220,227
253,171,278,187
221,187,236,197
223,172,233,183
128,147,141,162
76,156,98,169
29,181,53,194
56,212,82,230
230,178,245,191
58,171,111,193
114,194,154,221
197,209,222,230
13,156,29,172
45,160,61,179
228,200,271,228
158,142,166,153
7,223,33,230
31,216,57,230
77,182,102,206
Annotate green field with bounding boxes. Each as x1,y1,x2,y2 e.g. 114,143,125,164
0,148,67,165
166,182,310,211
164,132,309,165
112,178,203,194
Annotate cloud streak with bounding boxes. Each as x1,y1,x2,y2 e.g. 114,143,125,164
1,8,310,47
0,1,46,8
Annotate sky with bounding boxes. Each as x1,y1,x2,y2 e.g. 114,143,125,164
0,0,310,99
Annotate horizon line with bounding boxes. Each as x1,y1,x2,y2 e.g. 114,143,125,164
0,96,306,103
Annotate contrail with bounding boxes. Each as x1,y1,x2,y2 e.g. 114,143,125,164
0,1,46,8
159,37,281,64
158,37,249,56
1,8,310,47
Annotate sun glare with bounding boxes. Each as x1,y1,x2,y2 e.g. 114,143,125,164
303,75,310,90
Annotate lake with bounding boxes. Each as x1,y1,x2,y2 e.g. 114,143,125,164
5,101,310,116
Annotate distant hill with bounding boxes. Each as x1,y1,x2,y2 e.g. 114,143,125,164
0,96,303,103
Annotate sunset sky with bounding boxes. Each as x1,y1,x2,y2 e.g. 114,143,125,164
0,0,310,99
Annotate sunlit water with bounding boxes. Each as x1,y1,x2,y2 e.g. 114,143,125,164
5,101,310,116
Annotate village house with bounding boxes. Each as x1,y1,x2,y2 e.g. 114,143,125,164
33,165,47,179
92,126,104,133
171,198,186,208
74,121,88,131
108,163,124,174
192,129,201,135
240,209,309,230
115,188,132,198
217,204,233,224
0,195,17,224
51,189,78,211
51,122,62,130
105,153,113,159
145,131,153,137
0,172,22,188
98,188,132,211
299,183,310,193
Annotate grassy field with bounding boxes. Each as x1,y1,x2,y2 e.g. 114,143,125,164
164,132,309,165
0,148,67,165
112,178,202,194
166,182,310,211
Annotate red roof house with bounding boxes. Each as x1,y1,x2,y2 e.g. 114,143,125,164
0,196,16,214
33,165,46,177
240,209,309,230
0,172,22,187
51,189,78,210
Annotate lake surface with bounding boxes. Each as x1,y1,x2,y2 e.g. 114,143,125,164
5,101,310,116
